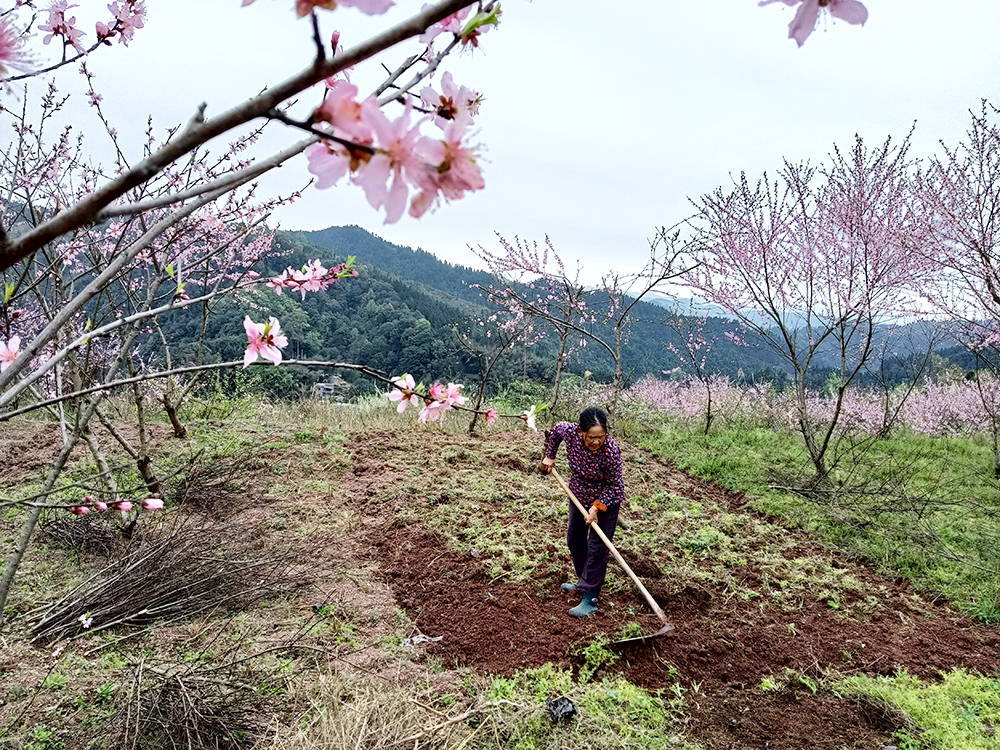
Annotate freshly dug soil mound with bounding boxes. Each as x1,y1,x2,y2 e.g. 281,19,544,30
373,520,613,673
690,689,892,749
374,518,1000,688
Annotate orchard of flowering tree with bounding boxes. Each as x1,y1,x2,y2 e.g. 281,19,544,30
2,2,1000,749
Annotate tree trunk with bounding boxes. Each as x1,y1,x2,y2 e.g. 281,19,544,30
133,384,161,494
703,381,714,435
137,456,162,497
468,384,485,434
877,389,893,439
548,330,569,425
162,396,187,439
84,429,119,503
992,423,1000,485
609,326,625,417
0,436,79,619
795,380,827,481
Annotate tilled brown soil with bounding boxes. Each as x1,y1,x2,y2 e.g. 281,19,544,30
355,429,1000,750
372,515,1000,749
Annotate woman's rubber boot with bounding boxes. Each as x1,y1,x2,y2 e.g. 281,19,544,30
568,591,598,618
560,582,578,593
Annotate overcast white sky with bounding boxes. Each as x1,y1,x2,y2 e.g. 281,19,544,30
46,1,1000,280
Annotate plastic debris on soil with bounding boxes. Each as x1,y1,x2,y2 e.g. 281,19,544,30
545,696,577,724
403,634,444,646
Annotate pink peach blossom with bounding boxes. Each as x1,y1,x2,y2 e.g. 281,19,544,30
306,141,354,190
354,105,425,223
0,335,21,372
759,0,868,47
242,0,393,16
420,72,482,128
39,2,86,53
523,405,538,431
338,0,393,14
243,316,289,367
141,496,164,510
410,116,484,218
0,19,32,76
419,6,470,44
107,1,146,46
444,382,467,407
314,82,374,142
386,373,420,413
485,408,497,425
418,399,446,423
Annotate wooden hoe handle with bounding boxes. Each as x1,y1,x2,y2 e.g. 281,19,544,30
550,468,670,626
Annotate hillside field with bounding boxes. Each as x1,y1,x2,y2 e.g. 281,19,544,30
1,401,999,749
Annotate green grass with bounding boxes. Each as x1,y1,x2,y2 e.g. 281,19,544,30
623,478,880,615
834,669,1000,749
395,444,566,583
484,663,699,750
641,420,1000,621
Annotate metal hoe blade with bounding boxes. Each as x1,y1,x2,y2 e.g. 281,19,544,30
611,623,675,647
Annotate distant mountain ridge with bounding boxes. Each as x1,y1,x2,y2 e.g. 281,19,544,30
284,226,492,307
149,224,969,398
273,225,957,391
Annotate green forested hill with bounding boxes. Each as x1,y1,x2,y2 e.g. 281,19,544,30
272,227,788,388
283,226,492,307
160,225,959,397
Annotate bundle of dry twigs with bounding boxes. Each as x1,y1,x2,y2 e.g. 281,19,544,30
30,519,308,644
113,656,274,750
39,513,118,557
170,449,269,516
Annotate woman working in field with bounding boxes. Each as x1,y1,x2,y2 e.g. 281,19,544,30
539,407,625,618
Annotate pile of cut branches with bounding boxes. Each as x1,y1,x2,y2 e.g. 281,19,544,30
30,520,308,644
39,512,118,557
113,656,275,750
170,449,269,515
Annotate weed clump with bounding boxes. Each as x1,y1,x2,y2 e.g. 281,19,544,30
485,663,695,750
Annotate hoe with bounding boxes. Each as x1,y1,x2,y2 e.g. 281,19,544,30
550,468,675,646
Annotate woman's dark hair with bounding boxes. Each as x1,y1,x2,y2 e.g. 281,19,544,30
578,407,609,432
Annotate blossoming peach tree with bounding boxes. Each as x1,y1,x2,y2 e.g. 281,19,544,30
0,0,522,615
679,133,932,480
0,0,869,612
